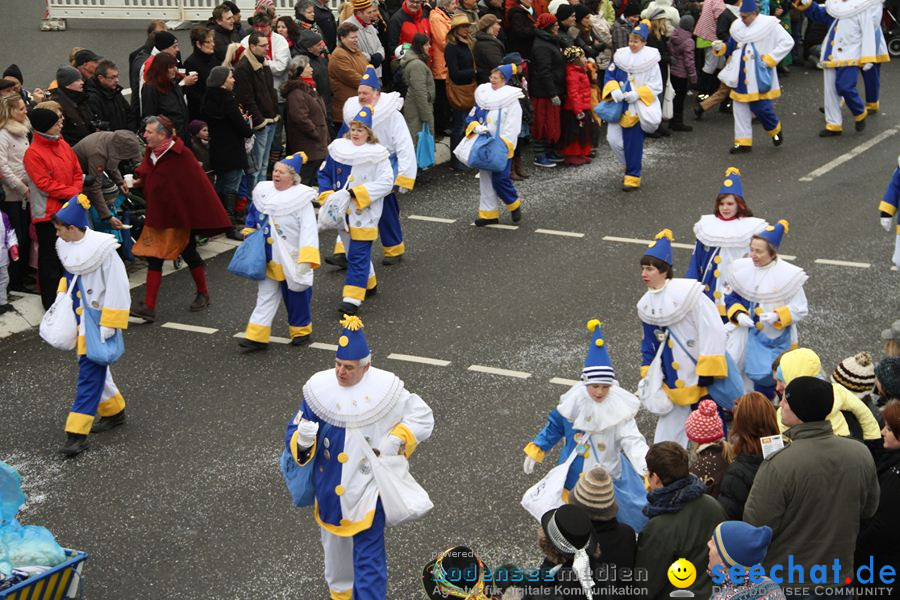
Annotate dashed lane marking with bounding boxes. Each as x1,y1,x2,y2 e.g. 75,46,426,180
799,126,900,182
387,353,451,366
233,332,291,344
814,258,871,268
535,228,585,238
483,224,519,231
310,342,339,351
408,215,457,224
549,377,580,387
161,322,219,334
467,364,532,379
602,235,694,250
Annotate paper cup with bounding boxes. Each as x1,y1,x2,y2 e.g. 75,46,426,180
124,174,134,188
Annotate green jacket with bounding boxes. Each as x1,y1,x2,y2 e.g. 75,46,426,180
401,50,435,139
635,493,727,600
743,421,880,584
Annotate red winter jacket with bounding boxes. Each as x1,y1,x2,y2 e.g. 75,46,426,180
388,2,431,57
23,132,83,223
564,63,592,113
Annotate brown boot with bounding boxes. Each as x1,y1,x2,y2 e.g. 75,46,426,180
514,153,530,179
189,293,209,312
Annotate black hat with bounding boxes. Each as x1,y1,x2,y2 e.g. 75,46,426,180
154,31,178,51
876,357,900,399
574,4,591,21
541,504,592,552
299,29,324,49
74,49,101,67
29,108,60,134
556,3,576,21
623,0,642,17
784,376,834,423
3,64,23,84
422,546,488,600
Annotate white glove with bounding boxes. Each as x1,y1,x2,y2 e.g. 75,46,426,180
297,420,319,449
759,311,780,325
610,88,625,102
296,263,312,277
551,96,562,106
797,0,812,7
712,40,725,52
100,326,116,341
523,456,537,475
378,434,404,456
397,186,411,195
862,62,874,72
474,124,490,135
623,91,639,103
736,313,755,328
881,217,893,232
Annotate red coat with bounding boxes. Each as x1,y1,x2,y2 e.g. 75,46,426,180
23,133,83,223
134,136,231,235
563,63,592,113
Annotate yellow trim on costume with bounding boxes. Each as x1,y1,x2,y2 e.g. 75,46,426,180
502,137,515,158
727,303,749,322
761,54,777,68
767,122,782,137
637,85,655,106
717,304,727,316
773,306,792,329
389,423,419,458
343,284,366,301
866,102,880,111
366,275,377,290
619,113,640,128
561,489,570,503
65,412,95,435
507,199,521,212
601,80,621,100
299,246,321,268
465,121,480,137
854,111,867,122
318,190,334,204
734,138,753,147
825,123,842,132
75,306,84,316
266,261,285,281
335,484,345,496
697,355,728,377
314,501,377,537
640,365,650,378
479,209,500,219
730,88,782,102
896,224,900,235
623,175,641,188
290,429,317,465
879,201,896,216
330,589,353,600
712,43,727,57
350,186,372,210
349,226,378,241
821,55,891,68
524,442,546,462
334,239,346,254
337,452,348,463
99,307,129,329
241,227,256,236
245,322,272,343
289,324,312,338
77,335,86,356
383,242,405,257
395,175,415,190
664,383,708,406
98,392,125,417
57,277,68,294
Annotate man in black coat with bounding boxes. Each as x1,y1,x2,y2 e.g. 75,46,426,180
86,60,136,132
211,3,240,62
50,66,96,146
233,32,280,187
314,0,339,51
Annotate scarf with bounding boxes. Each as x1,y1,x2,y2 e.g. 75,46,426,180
643,474,707,518
301,76,317,90
546,513,595,600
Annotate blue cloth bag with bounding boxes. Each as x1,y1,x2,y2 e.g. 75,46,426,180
416,124,435,170
279,448,315,507
753,43,773,93
708,353,744,411
613,454,648,533
593,100,626,123
78,282,125,366
468,108,509,173
745,327,792,386
227,215,268,280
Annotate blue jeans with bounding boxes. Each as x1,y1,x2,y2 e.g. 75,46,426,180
250,122,277,187
215,169,243,197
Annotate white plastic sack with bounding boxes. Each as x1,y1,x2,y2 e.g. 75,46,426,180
637,335,674,415
521,442,582,522
317,189,351,231
39,276,78,351
661,76,674,121
356,431,433,527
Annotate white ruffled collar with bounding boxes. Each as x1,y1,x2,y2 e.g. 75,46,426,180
303,367,405,428
612,45,661,74
825,0,880,18
343,92,405,127
730,14,780,43
55,229,119,275
252,181,316,217
725,257,808,305
327,138,391,165
637,278,705,326
693,215,768,248
474,83,524,110
557,383,640,432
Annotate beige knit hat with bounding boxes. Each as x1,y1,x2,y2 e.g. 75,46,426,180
831,351,876,396
570,467,617,521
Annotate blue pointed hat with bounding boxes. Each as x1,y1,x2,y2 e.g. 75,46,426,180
359,64,381,90
740,0,758,13
631,19,650,40
719,166,744,198
757,219,789,249
495,63,517,81
279,152,308,174
582,320,616,384
351,106,374,130
643,228,674,265
55,194,91,229
336,315,370,360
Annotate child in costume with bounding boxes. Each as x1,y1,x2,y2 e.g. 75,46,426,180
723,220,808,398
685,167,768,317
603,19,663,191
238,153,320,351
51,194,130,456
560,46,594,166
523,320,650,532
318,107,394,316
0,210,19,314
878,155,900,270
685,399,733,497
454,63,525,227
637,229,729,447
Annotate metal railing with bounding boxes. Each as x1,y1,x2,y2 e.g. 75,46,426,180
45,0,341,22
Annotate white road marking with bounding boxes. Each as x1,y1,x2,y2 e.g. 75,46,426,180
814,258,871,268
409,215,456,224
161,322,219,334
601,235,692,249
549,377,580,387
387,353,451,366
483,224,519,231
467,364,531,379
799,126,900,182
233,332,291,344
310,342,339,351
535,228,585,238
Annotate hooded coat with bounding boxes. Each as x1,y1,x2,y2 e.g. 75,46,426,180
73,131,143,220
0,118,31,205
401,48,436,138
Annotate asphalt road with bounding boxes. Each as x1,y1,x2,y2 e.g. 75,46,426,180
3,5,900,598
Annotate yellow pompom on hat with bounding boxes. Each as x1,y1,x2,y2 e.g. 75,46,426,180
757,219,789,248
55,194,91,228
644,228,674,265
336,315,370,360
582,319,616,384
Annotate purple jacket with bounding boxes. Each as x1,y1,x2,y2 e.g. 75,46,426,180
668,28,698,83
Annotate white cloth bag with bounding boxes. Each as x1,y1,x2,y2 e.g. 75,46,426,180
317,186,352,231
661,75,674,121
521,440,583,522
637,333,675,416
39,276,79,351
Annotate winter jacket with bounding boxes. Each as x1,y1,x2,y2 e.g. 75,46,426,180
23,133,83,222
128,45,152,97
592,518,637,572
474,31,506,83
388,2,431,56
635,493,727,600
693,0,725,41
86,80,135,133
141,82,191,142
855,450,900,582
49,88,95,147
716,5,738,42
647,32,671,66
506,5,537,60
0,120,31,204
213,23,240,63
563,63,591,112
328,44,369,120
282,78,330,161
299,46,334,123
315,1,339,51
73,131,143,220
201,85,253,172
689,442,729,498
530,28,565,98
429,7,453,80
668,27,697,82
642,0,680,28
743,421,880,585
234,51,280,128
445,41,477,86
401,50,436,137
343,14,385,76
589,15,614,69
183,50,218,121
477,0,508,44
717,452,761,519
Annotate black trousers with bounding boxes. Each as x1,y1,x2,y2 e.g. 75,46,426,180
670,75,689,125
35,220,62,310
146,234,203,271
434,79,450,135
2,200,30,287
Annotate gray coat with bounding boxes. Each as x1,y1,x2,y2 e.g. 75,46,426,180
400,50,435,141
73,130,143,219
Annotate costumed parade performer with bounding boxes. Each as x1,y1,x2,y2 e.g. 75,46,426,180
879,155,900,270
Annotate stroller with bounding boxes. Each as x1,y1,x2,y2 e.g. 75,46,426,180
885,3,900,57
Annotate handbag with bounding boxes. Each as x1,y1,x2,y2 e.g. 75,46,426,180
753,43,773,94
637,332,675,415
416,124,436,170
745,326,792,386
279,448,316,507
613,454,649,533
662,74,674,120
39,275,79,351
467,109,509,173
78,281,125,366
227,214,268,280
521,441,583,521
447,79,477,111
593,100,625,123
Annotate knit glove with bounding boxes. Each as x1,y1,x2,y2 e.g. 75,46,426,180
882,217,893,232
523,456,537,475
100,326,116,341
759,311,780,325
623,90,639,103
610,88,625,102
297,420,319,448
551,96,562,106
736,313,754,328
9,245,18,261
862,63,874,72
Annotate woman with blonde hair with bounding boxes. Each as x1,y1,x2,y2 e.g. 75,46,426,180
645,14,672,137
0,94,32,291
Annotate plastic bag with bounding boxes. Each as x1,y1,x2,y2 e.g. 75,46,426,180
0,521,65,569
0,463,25,525
227,219,268,280
39,276,79,351
416,124,435,170
521,442,581,522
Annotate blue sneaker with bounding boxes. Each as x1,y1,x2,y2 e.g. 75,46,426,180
546,151,565,163
533,155,556,168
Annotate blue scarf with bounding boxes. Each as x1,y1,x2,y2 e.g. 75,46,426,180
643,474,707,518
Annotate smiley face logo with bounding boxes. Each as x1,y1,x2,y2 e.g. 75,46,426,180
667,558,696,589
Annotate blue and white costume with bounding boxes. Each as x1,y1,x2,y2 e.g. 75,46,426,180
284,317,434,600
602,20,662,190
862,1,890,111
723,220,808,395
685,168,767,316
715,0,794,149
637,230,729,446
242,154,320,344
53,195,130,436
524,321,650,532
878,156,900,269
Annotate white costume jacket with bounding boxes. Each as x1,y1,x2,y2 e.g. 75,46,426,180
717,15,795,101
797,0,887,68
342,92,417,190
454,83,524,164
602,46,663,133
286,367,434,535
